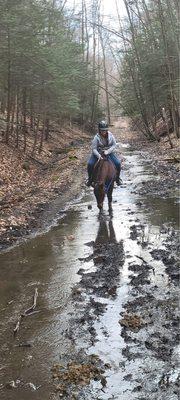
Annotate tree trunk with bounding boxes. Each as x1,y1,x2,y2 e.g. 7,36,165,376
22,88,27,152
38,117,45,153
16,89,19,148
99,30,111,124
157,0,178,138
10,99,15,137
6,28,11,144
32,119,39,155
45,118,50,141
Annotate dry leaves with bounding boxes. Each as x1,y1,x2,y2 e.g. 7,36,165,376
119,313,143,330
51,360,106,396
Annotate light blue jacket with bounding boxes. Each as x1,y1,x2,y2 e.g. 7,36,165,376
92,131,117,159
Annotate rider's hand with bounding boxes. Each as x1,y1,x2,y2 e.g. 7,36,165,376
104,150,109,156
98,154,103,160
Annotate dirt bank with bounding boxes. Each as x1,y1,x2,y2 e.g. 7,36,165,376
0,126,91,251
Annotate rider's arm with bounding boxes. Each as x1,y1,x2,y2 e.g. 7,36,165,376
105,134,117,155
92,136,102,159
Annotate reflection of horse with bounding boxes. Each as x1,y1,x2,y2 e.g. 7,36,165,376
93,156,116,211
95,218,117,246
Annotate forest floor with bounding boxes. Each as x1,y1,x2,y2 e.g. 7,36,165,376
0,117,179,251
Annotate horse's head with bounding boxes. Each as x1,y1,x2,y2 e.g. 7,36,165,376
93,157,116,210
94,182,105,210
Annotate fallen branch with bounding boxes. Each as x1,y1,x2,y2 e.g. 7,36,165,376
24,288,38,315
13,288,39,336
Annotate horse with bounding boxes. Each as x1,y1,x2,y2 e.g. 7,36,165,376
92,155,117,211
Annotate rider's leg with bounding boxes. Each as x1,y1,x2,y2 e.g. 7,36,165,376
109,154,122,185
86,154,97,186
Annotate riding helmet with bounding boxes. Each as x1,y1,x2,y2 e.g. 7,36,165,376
98,120,108,131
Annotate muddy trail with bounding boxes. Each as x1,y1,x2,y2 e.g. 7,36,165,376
0,123,179,400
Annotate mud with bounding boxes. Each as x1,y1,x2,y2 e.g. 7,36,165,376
64,224,179,399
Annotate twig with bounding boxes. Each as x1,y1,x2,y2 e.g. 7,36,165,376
13,316,23,336
13,288,39,336
135,255,147,263
24,288,38,315
24,310,40,317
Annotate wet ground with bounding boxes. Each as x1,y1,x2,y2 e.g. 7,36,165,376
0,141,179,400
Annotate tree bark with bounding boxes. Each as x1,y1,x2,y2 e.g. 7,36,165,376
6,28,11,144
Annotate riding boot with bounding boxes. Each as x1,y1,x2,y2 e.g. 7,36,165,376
116,166,122,186
86,176,93,187
86,165,93,186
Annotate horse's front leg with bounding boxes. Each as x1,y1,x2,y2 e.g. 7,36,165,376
98,194,105,210
94,184,105,210
107,185,113,211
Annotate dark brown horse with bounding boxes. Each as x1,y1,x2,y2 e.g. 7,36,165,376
93,156,116,211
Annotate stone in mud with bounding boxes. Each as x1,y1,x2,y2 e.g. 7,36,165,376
67,234,75,240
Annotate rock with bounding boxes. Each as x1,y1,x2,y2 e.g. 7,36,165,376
67,235,75,241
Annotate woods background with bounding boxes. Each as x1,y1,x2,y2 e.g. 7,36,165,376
0,0,179,155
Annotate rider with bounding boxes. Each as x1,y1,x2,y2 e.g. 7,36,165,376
86,120,122,187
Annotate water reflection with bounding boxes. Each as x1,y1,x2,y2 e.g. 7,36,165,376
95,218,117,246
